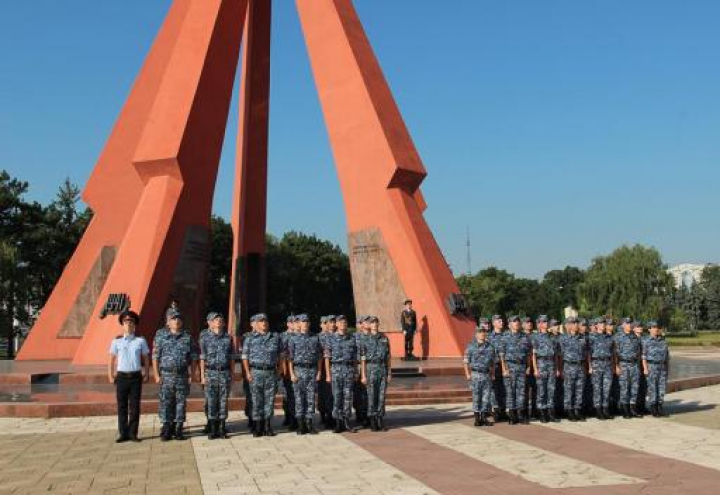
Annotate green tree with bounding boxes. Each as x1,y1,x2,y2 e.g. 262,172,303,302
577,244,673,322
541,266,585,312
205,215,233,315
698,266,720,329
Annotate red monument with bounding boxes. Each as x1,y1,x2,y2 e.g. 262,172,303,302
17,0,475,365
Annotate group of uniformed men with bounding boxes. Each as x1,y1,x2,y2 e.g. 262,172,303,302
463,314,670,427
109,306,392,443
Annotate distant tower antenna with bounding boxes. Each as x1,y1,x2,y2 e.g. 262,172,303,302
466,226,472,275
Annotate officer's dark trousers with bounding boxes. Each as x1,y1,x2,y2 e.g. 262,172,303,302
404,330,416,356
115,371,142,438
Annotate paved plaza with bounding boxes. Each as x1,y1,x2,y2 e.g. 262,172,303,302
0,384,719,494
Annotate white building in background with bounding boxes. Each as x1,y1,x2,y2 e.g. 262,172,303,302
668,263,717,288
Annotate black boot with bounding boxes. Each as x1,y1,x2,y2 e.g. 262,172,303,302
597,407,605,420
508,409,517,425
540,409,548,423
289,417,298,432
474,412,481,427
377,416,388,431
621,404,630,419
265,419,276,437
282,415,291,426
253,419,263,437
333,416,343,433
307,418,318,435
297,418,305,435
202,420,211,435
160,423,172,442
630,404,641,418
208,419,217,440
657,403,666,417
548,409,559,423
568,409,577,422
603,407,613,420
480,412,489,426
343,418,357,433
174,423,185,441
363,415,371,429
519,410,529,425
168,423,176,437
219,420,229,439
574,409,585,422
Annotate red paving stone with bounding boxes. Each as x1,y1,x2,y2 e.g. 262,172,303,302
348,417,720,494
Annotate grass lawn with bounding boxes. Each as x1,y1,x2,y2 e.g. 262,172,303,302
667,331,720,347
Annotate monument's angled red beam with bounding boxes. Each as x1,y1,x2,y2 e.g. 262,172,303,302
228,0,272,338
71,0,247,365
296,0,475,357
17,0,194,361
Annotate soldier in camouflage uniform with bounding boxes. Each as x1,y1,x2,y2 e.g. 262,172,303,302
318,316,336,428
532,315,560,423
464,326,495,427
500,315,532,425
281,315,298,430
614,317,643,418
325,316,358,433
241,314,282,437
489,315,506,421
287,314,323,434
199,312,234,439
559,316,587,421
360,316,392,432
522,317,538,420
578,318,593,416
198,323,211,434
642,321,670,417
589,319,616,420
633,321,648,413
353,316,370,428
152,311,197,441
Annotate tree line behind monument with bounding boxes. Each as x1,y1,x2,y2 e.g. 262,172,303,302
2,170,719,357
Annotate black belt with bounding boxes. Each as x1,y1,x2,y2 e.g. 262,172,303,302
505,359,524,364
250,364,275,371
619,359,638,364
116,371,142,376
160,367,188,374
205,365,229,371
293,363,317,368
331,361,355,366
564,360,583,365
471,368,491,373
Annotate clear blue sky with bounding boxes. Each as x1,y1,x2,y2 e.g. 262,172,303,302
1,1,718,279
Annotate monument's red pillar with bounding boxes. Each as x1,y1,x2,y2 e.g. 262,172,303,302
296,0,475,356
16,0,195,361
228,0,272,338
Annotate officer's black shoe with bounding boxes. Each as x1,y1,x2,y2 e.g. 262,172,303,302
473,412,481,427
115,435,129,443
343,418,357,433
247,418,255,431
168,423,176,437
507,410,516,425
657,403,666,417
603,407,613,420
289,417,298,431
160,423,172,442
574,409,585,422
568,410,577,422
480,413,489,427
520,411,530,425
370,416,379,431
208,420,216,440
297,419,307,435
540,410,548,423
129,436,141,443
202,421,211,435
630,404,642,418
621,404,630,419
333,419,343,433
219,420,229,439
265,419,276,437
307,418,318,435
596,408,605,420
174,423,186,441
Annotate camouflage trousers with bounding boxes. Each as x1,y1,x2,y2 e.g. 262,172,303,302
353,380,368,419
366,364,388,418
563,364,585,411
205,370,231,420
331,365,355,420
249,368,277,421
591,361,613,408
503,363,527,410
242,379,252,419
491,363,506,411
292,367,318,419
470,371,493,413
535,361,556,410
618,361,640,405
646,364,668,405
159,372,190,423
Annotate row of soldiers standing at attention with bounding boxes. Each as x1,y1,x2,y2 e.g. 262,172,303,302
147,308,393,441
463,314,670,427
